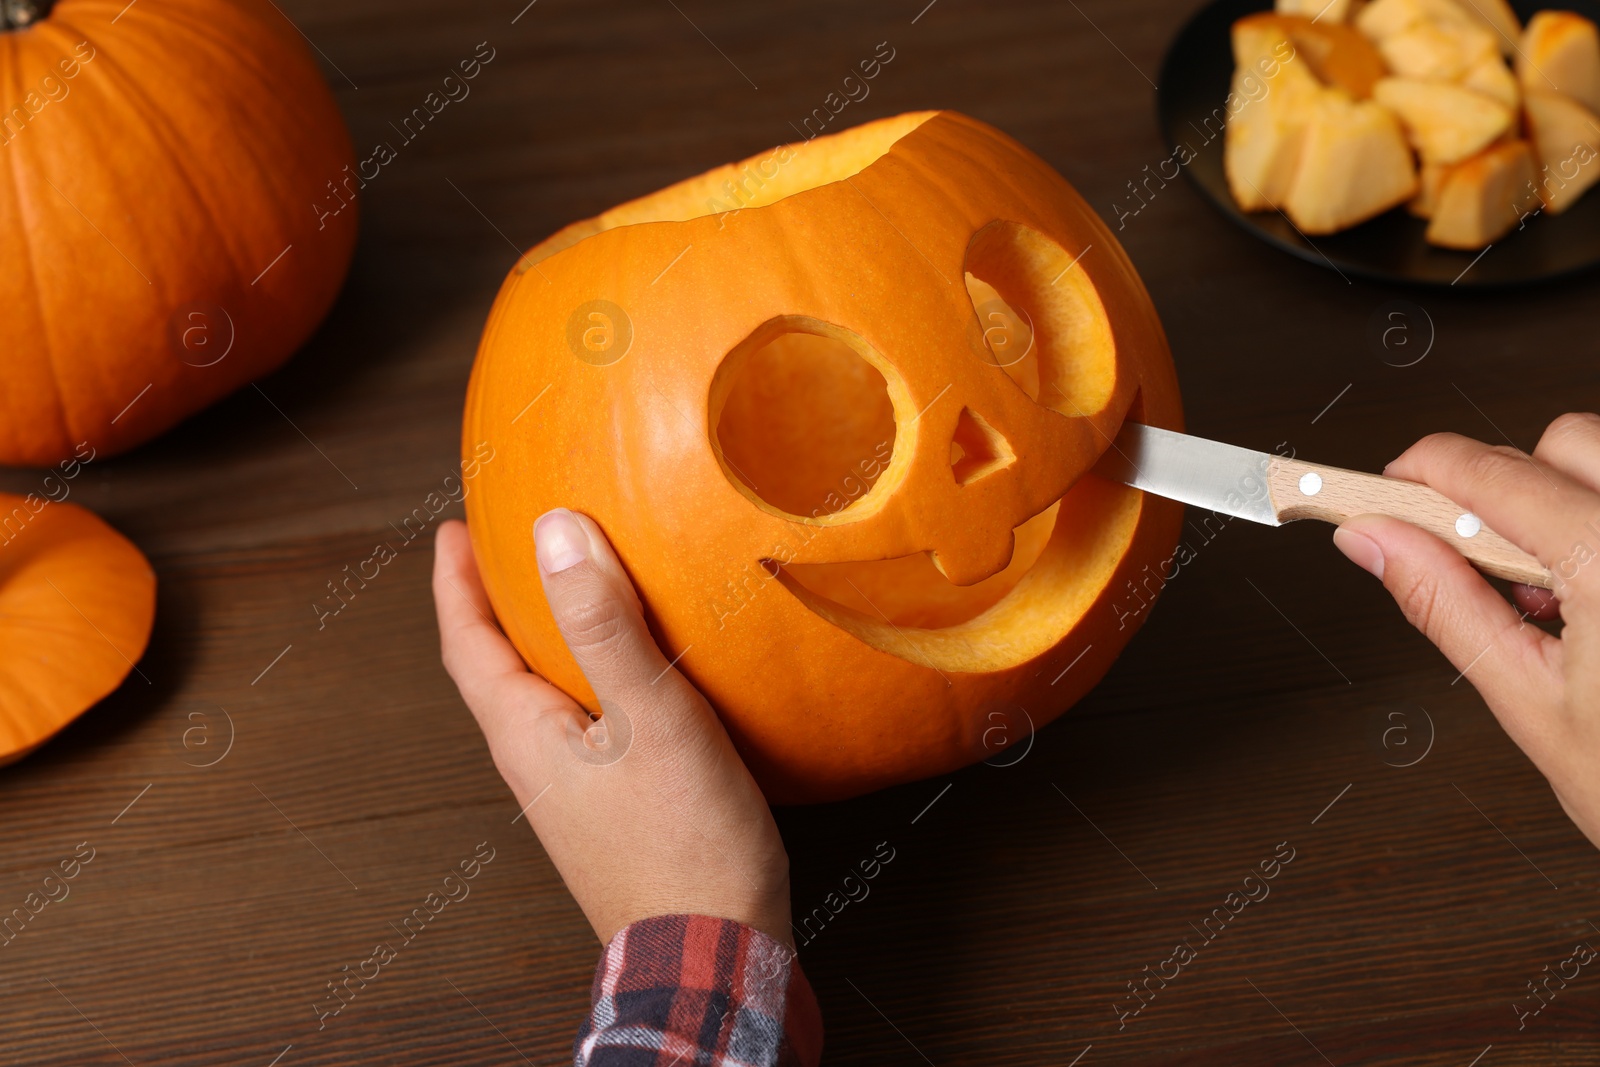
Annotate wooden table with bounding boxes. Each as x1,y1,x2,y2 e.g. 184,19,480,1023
5,1,1598,1063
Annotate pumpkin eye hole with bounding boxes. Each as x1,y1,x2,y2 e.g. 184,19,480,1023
964,220,1117,418
712,317,899,521
965,274,1040,401
949,407,1015,485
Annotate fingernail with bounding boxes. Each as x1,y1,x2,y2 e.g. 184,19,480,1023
1333,527,1385,581
534,509,588,574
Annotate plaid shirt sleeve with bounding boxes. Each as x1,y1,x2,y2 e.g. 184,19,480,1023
573,914,823,1067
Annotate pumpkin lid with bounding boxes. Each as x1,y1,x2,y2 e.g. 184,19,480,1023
0,495,156,764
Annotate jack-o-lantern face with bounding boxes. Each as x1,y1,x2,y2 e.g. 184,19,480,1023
464,111,1183,803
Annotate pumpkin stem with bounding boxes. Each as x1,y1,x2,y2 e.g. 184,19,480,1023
1,0,51,29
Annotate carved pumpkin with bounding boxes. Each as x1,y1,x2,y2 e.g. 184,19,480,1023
463,111,1184,803
0,0,357,465
0,494,155,764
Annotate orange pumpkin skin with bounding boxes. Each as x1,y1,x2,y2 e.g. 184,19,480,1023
463,111,1183,804
0,494,156,764
0,0,357,466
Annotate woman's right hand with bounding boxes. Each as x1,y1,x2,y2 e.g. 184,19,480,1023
1333,413,1600,850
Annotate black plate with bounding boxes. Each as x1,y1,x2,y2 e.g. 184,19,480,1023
1156,0,1600,287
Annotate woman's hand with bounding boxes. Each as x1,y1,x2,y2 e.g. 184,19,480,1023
432,512,792,946
1334,412,1600,849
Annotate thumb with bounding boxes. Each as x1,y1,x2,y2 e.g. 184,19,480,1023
533,508,702,732
1334,514,1563,748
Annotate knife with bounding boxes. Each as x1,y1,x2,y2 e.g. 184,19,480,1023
1091,423,1553,590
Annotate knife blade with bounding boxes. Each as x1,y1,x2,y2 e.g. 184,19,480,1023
1091,423,1553,590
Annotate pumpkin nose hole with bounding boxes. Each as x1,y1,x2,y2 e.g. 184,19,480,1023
713,319,897,519
949,407,1015,486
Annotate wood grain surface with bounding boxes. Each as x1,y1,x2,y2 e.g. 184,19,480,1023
3,1,1599,1064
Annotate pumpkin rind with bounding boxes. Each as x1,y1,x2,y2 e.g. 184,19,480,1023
0,0,358,464
463,111,1184,803
0,494,156,763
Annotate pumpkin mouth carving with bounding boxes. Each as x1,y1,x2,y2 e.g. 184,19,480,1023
771,475,1141,674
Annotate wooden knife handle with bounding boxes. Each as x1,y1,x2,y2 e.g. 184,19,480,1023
1267,457,1553,590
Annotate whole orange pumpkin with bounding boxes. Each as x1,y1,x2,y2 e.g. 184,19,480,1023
463,111,1183,803
0,0,357,465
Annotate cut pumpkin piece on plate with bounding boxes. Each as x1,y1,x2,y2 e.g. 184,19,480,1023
1275,0,1362,24
1425,139,1540,247
1225,36,1327,211
0,497,156,765
1522,89,1600,213
1283,94,1418,233
1517,11,1600,115
1373,77,1514,164
1235,13,1387,98
1462,54,1520,111
1409,159,1454,217
1377,20,1499,81
1449,0,1521,53
1356,0,1480,40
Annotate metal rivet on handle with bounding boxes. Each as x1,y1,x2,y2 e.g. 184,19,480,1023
1456,512,1482,538
1299,472,1323,497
